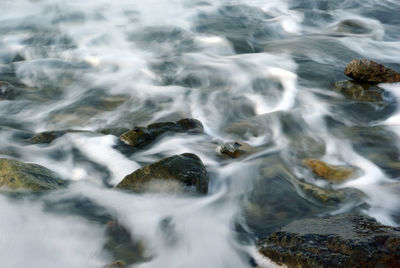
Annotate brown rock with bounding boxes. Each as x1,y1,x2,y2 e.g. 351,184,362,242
303,158,355,183
220,141,254,158
344,59,400,84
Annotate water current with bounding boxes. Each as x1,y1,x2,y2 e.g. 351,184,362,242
1,0,400,267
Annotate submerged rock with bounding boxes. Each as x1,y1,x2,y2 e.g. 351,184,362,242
220,141,255,158
104,220,147,266
104,260,126,268
303,158,355,183
344,59,400,84
0,158,65,191
258,213,400,268
116,153,209,194
120,118,203,148
296,179,363,204
0,81,17,100
29,129,90,144
333,80,384,102
99,128,130,137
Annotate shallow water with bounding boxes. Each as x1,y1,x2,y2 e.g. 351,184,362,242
1,0,400,267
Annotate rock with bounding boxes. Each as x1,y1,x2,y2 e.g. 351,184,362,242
0,158,65,191
333,80,384,102
258,213,400,268
99,128,130,137
104,220,147,266
303,158,355,183
0,81,17,100
29,129,90,144
220,141,255,158
104,260,126,268
244,154,340,237
296,179,364,204
116,153,209,194
344,59,400,84
120,118,203,148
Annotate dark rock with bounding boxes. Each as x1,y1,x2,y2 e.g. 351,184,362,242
0,158,65,191
302,158,356,183
29,129,90,144
104,220,147,266
104,260,126,268
258,213,400,268
296,179,364,204
99,128,130,137
344,59,400,84
244,155,340,237
120,118,203,148
116,153,209,194
333,80,385,102
220,141,255,158
0,81,17,100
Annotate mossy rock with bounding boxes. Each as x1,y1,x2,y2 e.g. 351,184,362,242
116,153,209,194
0,158,65,191
303,158,356,183
120,118,203,148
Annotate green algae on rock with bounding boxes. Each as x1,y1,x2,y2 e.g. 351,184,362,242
0,158,65,191
116,153,209,194
120,118,204,148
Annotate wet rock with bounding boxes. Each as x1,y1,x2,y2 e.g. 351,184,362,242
296,179,364,204
0,81,17,100
29,129,90,144
0,158,65,191
344,59,400,84
116,153,209,194
104,260,126,268
104,220,147,266
99,128,130,137
220,141,255,158
244,154,338,237
303,158,355,183
120,118,203,148
333,80,384,102
258,213,400,268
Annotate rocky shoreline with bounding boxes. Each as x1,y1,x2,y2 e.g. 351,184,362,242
1,59,400,267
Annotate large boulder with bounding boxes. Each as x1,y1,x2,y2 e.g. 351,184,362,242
344,59,400,84
120,118,203,148
258,213,400,268
116,153,209,194
0,158,65,191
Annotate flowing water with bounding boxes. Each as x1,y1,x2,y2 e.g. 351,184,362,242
1,0,400,267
